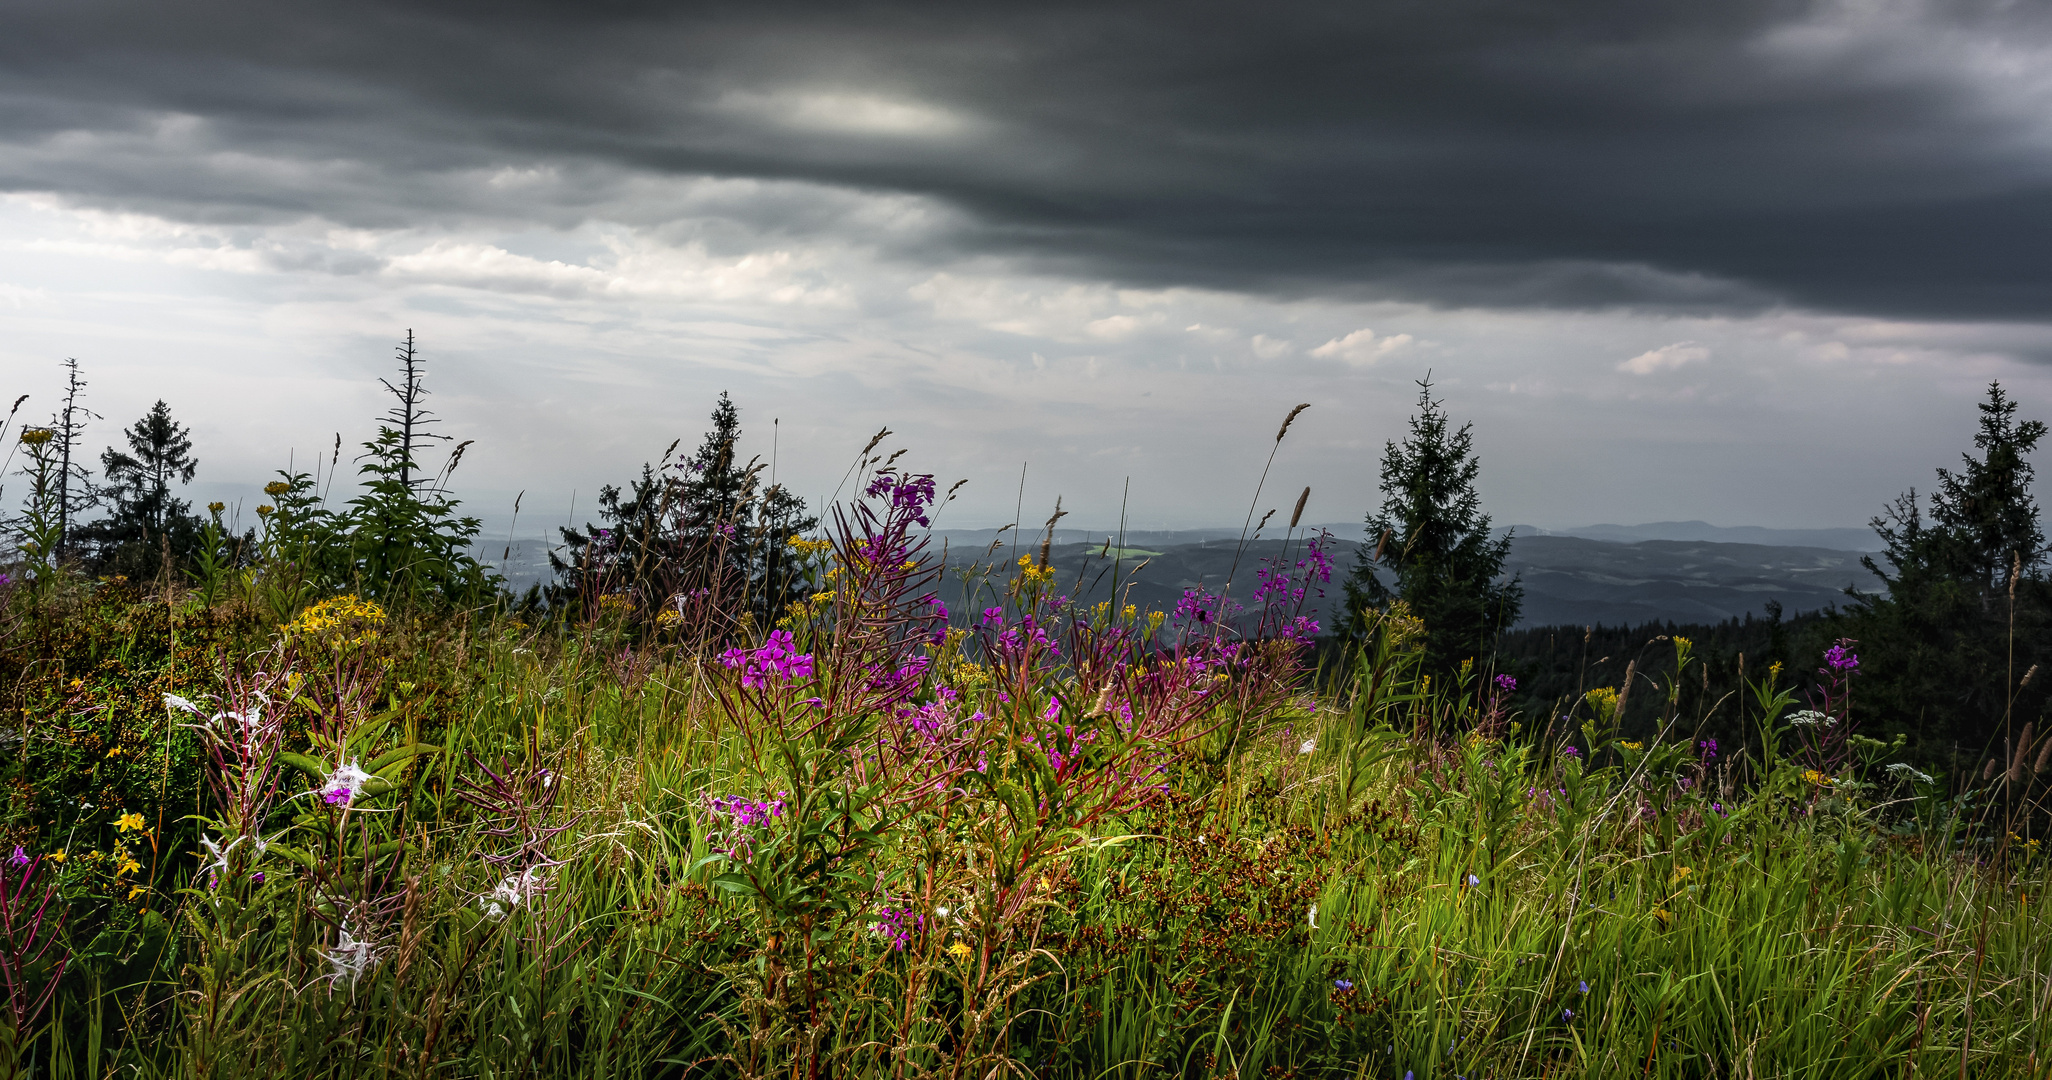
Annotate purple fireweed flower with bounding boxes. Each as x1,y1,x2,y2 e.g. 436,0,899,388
870,905,923,951
251,871,265,884
1494,674,1517,693
720,630,816,690
864,473,937,528
1562,746,1580,759
1699,738,1718,760
8,846,27,868
1823,643,1860,673
982,606,1005,626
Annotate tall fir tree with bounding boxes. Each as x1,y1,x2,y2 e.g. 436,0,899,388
74,399,204,576
1338,378,1521,679
1840,382,2049,772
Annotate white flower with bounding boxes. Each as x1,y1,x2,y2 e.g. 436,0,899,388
164,693,201,715
1197,835,1207,846
1298,738,1316,755
197,833,241,875
485,867,546,911
1787,710,1836,728
1307,904,1319,930
322,759,373,806
323,927,381,987
478,899,507,921
1885,762,1934,784
935,906,950,917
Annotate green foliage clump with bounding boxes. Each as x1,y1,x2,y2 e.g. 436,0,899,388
550,391,816,631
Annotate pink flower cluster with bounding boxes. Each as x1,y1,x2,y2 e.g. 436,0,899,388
707,792,788,829
705,791,788,860
870,904,924,951
864,472,937,528
720,630,816,689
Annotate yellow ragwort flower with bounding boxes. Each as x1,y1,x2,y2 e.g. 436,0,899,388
265,480,292,498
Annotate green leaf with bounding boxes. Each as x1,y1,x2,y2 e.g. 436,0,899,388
367,742,440,776
279,752,329,782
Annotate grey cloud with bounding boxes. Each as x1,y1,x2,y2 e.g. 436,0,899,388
5,0,2052,317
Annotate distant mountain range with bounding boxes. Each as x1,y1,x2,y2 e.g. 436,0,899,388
940,529,1887,631
1507,520,1882,552
491,520,1889,630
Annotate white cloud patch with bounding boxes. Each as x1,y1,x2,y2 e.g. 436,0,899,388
1250,333,1293,359
1310,328,1413,365
1619,341,1711,375
715,89,973,139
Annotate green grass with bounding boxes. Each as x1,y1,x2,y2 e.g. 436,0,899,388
1,579,2048,1080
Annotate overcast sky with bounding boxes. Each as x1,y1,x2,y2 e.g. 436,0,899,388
4,0,2052,537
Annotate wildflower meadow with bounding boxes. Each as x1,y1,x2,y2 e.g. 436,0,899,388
1,357,2049,1079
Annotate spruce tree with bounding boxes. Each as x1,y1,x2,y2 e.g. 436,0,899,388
75,399,204,575
1842,382,2049,769
1338,377,1521,678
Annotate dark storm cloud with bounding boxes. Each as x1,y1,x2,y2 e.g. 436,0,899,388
5,0,2052,317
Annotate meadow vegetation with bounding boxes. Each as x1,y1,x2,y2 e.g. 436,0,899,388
0,343,2048,1078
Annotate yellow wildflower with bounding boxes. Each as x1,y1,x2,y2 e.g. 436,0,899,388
1651,907,1672,929
264,480,292,498
1121,604,1137,621
116,855,141,876
47,851,65,864
128,886,148,901
1671,865,1692,884
948,941,973,960
1618,740,1644,752
115,812,146,833
283,594,388,646
207,501,225,514
1801,769,1833,787
1584,687,1621,723
20,427,53,445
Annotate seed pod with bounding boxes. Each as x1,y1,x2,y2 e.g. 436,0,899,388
1275,403,1311,443
2035,737,2052,775
1290,486,1310,529
1984,757,1999,781
2010,731,2032,785
2024,664,2040,688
